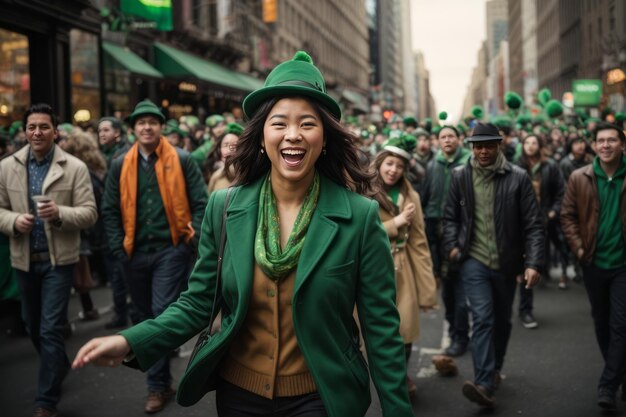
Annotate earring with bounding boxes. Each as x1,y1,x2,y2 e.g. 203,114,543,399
323,147,327,155
261,148,265,154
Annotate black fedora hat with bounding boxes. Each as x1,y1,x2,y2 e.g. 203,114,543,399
467,123,503,142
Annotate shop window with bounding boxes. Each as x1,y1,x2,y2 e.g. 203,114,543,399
70,29,101,124
0,28,29,126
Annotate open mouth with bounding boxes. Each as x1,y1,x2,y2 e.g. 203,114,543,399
281,148,306,167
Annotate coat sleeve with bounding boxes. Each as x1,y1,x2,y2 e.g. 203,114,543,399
405,191,437,308
120,189,226,371
182,153,209,234
101,159,126,261
442,169,463,258
560,173,583,254
549,161,565,215
518,171,545,271
56,162,97,231
355,199,413,417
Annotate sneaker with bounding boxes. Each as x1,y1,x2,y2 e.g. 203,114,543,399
34,407,58,417
520,312,539,329
78,309,100,321
558,275,568,290
462,381,494,407
598,387,617,410
145,387,176,414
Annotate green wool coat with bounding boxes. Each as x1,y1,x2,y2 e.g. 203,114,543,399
121,174,412,417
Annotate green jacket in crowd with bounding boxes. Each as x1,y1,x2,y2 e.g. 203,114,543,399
421,146,472,219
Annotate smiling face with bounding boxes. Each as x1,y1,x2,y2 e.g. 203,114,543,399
133,115,163,153
25,113,58,160
595,128,625,165
262,98,324,187
379,154,406,187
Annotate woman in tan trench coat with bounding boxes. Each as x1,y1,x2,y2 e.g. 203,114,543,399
371,134,438,398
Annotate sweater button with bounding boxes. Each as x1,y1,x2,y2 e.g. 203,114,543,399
265,384,271,391
267,289,275,297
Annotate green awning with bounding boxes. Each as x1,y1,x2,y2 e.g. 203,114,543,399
102,42,163,78
342,89,369,113
154,42,263,92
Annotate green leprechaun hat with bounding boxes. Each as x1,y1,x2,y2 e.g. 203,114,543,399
382,133,417,161
242,51,341,120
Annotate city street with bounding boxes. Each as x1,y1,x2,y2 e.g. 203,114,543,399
0,268,614,417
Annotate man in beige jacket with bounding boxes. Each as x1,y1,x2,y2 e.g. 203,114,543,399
0,103,97,417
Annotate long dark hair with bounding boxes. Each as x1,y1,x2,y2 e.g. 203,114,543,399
518,134,546,172
370,150,412,214
227,96,376,196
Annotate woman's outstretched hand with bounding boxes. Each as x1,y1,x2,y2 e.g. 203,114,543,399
72,335,131,369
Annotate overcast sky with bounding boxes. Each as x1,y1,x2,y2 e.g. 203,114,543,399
410,0,487,122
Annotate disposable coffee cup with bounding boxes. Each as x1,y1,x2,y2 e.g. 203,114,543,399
32,195,52,207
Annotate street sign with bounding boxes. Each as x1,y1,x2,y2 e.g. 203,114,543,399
572,80,602,107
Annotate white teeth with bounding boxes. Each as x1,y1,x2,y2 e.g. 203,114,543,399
282,149,305,155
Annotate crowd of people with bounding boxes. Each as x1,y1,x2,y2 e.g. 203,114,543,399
1,51,626,417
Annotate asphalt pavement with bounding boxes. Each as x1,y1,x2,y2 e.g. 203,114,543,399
0,267,620,417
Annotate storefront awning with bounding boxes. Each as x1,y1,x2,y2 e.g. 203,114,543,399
342,89,369,113
154,42,263,92
102,42,163,78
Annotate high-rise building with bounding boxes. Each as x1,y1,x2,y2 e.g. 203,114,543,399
414,51,436,122
486,0,508,62
536,0,561,96
521,0,538,105
508,0,523,95
399,0,417,115
486,0,508,115
580,0,626,111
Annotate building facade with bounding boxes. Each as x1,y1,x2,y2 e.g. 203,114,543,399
508,0,524,95
521,0,538,105
0,0,102,125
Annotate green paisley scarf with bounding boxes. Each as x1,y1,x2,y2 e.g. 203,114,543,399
254,172,320,281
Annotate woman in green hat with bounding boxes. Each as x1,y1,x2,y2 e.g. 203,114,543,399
370,134,438,399
73,51,413,417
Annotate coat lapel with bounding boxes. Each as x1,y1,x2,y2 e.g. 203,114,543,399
43,146,66,194
294,176,352,295
225,179,261,296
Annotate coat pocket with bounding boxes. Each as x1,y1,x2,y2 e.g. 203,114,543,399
343,345,370,389
326,260,355,276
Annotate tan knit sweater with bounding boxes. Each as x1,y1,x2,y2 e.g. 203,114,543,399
219,264,316,398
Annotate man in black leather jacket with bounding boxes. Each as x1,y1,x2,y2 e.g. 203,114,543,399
442,123,545,407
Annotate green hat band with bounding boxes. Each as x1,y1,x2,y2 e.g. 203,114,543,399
129,99,165,126
242,51,341,121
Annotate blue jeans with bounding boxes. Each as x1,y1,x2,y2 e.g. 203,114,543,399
461,258,517,393
16,262,75,409
124,244,191,392
582,265,626,392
